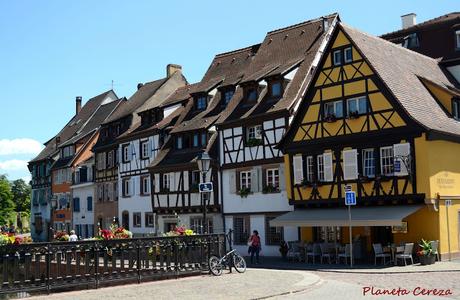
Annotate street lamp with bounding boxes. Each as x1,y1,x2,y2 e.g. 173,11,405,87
49,197,58,242
196,151,211,234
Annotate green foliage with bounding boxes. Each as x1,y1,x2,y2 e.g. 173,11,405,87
0,174,15,225
11,179,31,213
246,138,263,147
417,239,437,256
238,187,251,198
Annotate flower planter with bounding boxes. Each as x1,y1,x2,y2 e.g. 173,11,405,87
419,254,436,265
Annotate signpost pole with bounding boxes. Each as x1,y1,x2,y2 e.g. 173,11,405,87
446,200,452,261
348,205,353,268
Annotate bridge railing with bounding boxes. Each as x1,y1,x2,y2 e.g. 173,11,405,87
0,233,225,295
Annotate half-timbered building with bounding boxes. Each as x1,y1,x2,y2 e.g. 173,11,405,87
274,21,460,259
148,46,260,234
51,91,121,232
215,14,339,255
92,66,186,230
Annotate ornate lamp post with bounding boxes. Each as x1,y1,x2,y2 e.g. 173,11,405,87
196,151,211,234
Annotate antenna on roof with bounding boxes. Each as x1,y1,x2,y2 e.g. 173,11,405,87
105,80,122,90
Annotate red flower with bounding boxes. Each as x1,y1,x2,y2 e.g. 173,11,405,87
14,236,22,245
100,229,114,240
175,226,185,235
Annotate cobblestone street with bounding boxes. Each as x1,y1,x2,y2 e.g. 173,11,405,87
28,267,460,300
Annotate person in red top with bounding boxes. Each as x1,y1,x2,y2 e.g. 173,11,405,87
248,230,261,264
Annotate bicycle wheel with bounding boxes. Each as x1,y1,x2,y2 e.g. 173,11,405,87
209,255,223,276
232,253,247,273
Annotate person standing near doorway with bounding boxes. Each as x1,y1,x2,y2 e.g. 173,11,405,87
248,230,261,264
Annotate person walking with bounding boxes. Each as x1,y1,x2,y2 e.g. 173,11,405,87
69,230,78,242
248,230,261,264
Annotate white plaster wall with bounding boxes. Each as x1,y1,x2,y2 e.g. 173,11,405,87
71,183,95,238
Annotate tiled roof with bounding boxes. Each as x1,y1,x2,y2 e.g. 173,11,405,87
160,83,199,108
380,12,460,39
29,90,115,163
343,23,460,137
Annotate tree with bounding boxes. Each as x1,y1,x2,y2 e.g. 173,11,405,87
0,174,15,225
11,179,31,213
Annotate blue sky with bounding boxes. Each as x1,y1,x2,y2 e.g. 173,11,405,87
0,0,458,181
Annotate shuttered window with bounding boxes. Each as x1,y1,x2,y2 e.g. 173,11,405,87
343,149,358,180
73,198,80,212
393,143,410,176
305,156,314,182
323,152,334,182
293,155,303,184
240,171,252,189
362,149,375,178
317,155,324,181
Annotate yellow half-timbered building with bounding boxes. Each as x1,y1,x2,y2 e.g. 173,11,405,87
274,22,460,259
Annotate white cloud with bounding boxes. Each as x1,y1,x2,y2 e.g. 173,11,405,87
0,159,29,171
0,138,44,156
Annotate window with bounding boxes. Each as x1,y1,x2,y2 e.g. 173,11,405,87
402,33,419,48
97,184,104,202
347,96,367,116
380,146,394,176
62,146,74,158
266,168,279,188
190,217,213,234
176,136,183,150
265,216,284,245
133,213,141,227
87,196,93,211
333,50,343,66
107,150,114,168
247,125,263,140
240,171,251,190
97,152,106,170
293,155,303,184
324,101,343,118
122,144,130,162
162,174,170,191
317,155,325,181
145,212,154,227
453,98,460,120
223,90,234,105
196,96,207,110
456,30,460,49
305,156,314,182
140,140,149,159
271,81,282,97
314,226,341,242
233,216,250,245
362,149,375,178
193,133,199,147
344,47,353,63
122,178,131,197
246,88,257,101
113,182,118,201
201,132,207,146
73,198,80,212
141,175,150,195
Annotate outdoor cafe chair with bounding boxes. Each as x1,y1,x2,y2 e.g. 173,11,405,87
287,241,302,262
372,243,391,265
430,240,440,261
320,243,334,264
395,243,414,266
337,244,352,265
306,243,321,264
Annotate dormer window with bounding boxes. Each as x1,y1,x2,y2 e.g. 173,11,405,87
453,98,460,120
222,89,234,105
196,95,207,110
456,30,460,49
333,50,343,66
176,136,183,149
333,47,353,66
402,33,419,48
61,145,74,158
270,81,282,98
344,47,353,63
246,87,258,102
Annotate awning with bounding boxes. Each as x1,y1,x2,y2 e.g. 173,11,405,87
270,205,423,227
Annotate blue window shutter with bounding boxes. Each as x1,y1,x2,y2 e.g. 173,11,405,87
87,196,93,211
73,198,80,212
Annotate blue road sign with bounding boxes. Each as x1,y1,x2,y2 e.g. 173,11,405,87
199,182,213,193
345,191,356,206
394,160,401,173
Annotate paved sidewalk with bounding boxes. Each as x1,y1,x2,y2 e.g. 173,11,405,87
247,256,460,273
29,269,320,300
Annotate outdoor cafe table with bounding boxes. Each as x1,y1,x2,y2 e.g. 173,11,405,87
383,245,405,265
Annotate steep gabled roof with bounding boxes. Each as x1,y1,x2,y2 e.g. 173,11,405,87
29,90,116,163
342,23,460,138
160,83,199,108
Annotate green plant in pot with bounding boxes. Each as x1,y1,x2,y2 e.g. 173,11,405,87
417,239,437,265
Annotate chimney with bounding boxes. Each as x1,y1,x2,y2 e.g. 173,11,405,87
322,17,329,33
166,64,182,78
401,13,416,29
76,96,82,115
137,83,144,90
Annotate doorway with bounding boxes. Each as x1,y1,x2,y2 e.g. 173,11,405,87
371,226,393,246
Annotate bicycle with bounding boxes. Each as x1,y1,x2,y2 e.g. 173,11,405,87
208,249,246,276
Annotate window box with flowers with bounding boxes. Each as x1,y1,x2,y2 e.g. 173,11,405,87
246,138,263,147
324,114,337,123
348,111,360,119
238,187,251,198
358,174,372,183
262,184,280,194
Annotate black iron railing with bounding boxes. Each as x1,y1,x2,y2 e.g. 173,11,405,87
0,234,224,295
